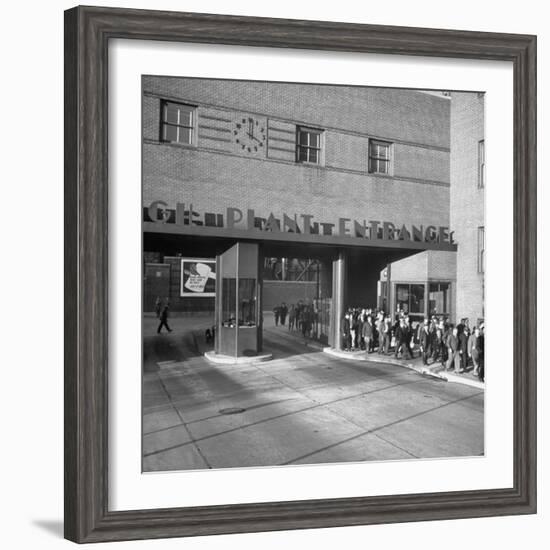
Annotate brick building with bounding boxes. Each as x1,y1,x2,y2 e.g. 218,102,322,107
142,77,483,353
450,92,485,324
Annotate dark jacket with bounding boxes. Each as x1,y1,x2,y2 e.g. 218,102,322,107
468,334,482,355
419,328,432,349
459,331,470,353
342,317,350,335
362,320,374,338
396,324,409,344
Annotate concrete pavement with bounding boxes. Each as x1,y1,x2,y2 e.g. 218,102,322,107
322,346,485,390
143,315,484,472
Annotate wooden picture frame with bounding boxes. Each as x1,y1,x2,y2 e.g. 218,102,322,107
64,5,537,543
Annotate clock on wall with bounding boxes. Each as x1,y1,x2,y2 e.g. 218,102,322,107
233,116,267,153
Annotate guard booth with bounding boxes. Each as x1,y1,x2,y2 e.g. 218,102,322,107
215,242,262,358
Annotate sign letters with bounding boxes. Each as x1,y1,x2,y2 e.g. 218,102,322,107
146,201,454,245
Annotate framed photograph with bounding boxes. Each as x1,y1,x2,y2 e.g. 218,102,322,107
64,5,536,543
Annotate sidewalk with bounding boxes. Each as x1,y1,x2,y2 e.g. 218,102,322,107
322,347,484,390
157,314,485,391
264,322,484,390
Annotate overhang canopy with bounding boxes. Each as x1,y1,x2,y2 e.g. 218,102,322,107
143,221,457,255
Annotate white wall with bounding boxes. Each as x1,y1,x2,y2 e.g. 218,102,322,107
0,1,547,550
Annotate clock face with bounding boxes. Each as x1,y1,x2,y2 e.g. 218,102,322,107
233,116,267,154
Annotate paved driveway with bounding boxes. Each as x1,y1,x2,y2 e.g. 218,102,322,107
143,316,484,471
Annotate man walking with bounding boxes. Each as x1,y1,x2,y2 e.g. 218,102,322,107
273,304,280,326
376,313,385,354
439,320,449,365
395,319,411,359
477,325,485,382
468,327,482,376
349,311,358,350
382,316,391,354
342,313,351,351
419,321,432,366
404,316,414,358
446,326,462,372
288,304,296,331
362,314,374,354
157,301,172,334
459,326,470,372
280,302,288,326
302,305,313,343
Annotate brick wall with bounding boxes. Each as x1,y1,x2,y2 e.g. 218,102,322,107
143,79,451,234
143,79,461,319
263,281,317,309
146,95,449,186
143,145,450,232
143,77,450,149
388,252,456,285
426,250,456,280
389,252,428,282
450,93,485,323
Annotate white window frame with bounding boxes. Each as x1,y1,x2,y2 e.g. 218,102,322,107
296,126,324,165
478,139,485,188
368,139,393,175
478,226,485,274
160,100,197,146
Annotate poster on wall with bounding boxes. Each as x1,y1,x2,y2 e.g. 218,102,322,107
180,258,216,297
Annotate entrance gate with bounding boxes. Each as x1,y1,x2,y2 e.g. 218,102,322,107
193,237,440,359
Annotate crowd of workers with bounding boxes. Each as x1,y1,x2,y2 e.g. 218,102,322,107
272,302,485,382
341,308,485,381
157,295,484,382
273,301,317,340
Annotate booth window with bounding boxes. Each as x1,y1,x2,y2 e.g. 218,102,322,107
368,139,392,174
478,140,485,188
429,282,451,316
221,278,237,327
296,127,323,164
238,279,257,327
395,283,425,315
160,101,196,145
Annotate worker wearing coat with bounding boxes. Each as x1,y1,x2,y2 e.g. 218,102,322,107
419,322,433,365
362,315,374,354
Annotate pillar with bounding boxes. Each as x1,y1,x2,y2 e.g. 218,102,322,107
257,247,263,352
386,263,392,316
424,281,429,319
331,251,347,350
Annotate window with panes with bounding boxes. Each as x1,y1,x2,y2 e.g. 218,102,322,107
296,127,323,164
368,139,392,174
160,101,196,145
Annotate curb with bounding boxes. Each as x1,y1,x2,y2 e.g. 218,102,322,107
204,350,273,365
322,347,484,390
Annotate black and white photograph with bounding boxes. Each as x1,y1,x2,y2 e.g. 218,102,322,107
142,77,486,472
1,0,543,546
